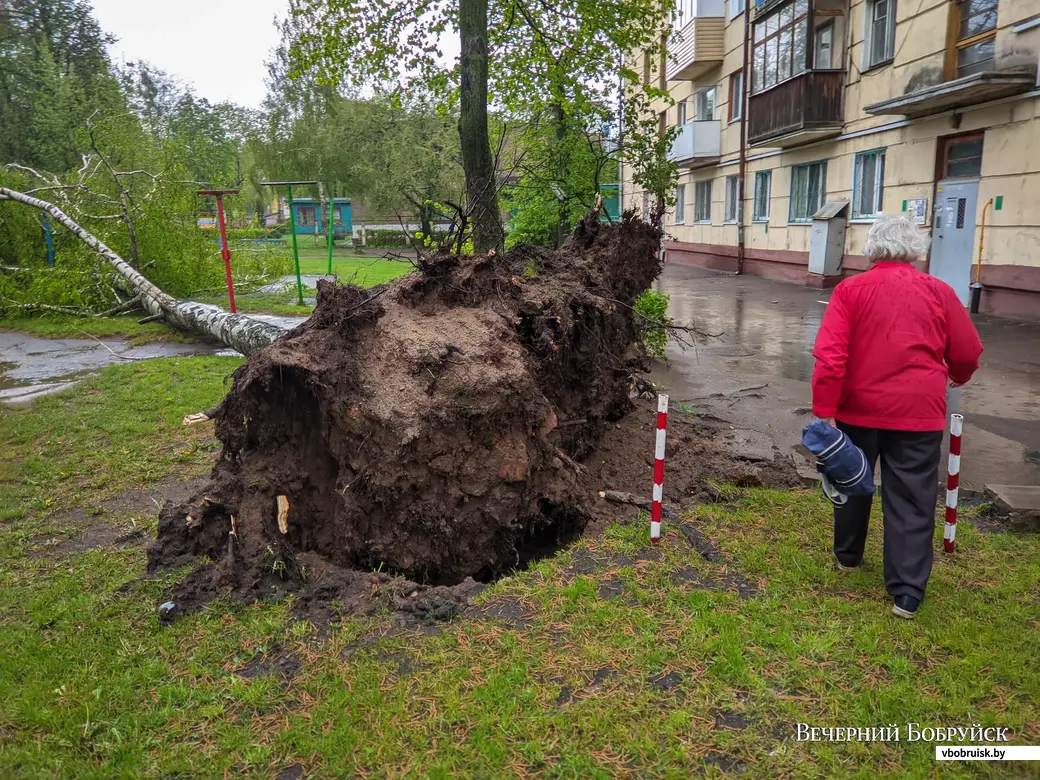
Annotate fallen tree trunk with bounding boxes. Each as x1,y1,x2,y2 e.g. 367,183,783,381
0,187,285,354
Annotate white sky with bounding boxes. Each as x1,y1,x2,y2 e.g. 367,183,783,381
91,0,288,108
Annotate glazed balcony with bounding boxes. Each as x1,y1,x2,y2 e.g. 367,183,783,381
666,0,726,81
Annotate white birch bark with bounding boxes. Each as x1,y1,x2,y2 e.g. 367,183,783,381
0,187,286,354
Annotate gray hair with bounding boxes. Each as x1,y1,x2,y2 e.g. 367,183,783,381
863,215,931,263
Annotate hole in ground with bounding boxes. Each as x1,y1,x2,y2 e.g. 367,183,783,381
366,498,587,587
475,498,587,584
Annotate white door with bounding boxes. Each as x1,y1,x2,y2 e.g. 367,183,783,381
930,179,979,306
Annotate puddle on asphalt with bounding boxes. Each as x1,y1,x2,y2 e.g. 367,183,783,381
656,269,825,384
0,317,307,407
652,263,1040,488
259,274,334,295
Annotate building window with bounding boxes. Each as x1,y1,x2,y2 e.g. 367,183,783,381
942,134,984,178
752,0,809,94
676,0,696,26
753,171,772,221
695,87,716,120
728,70,744,121
724,176,739,223
815,21,834,69
864,0,896,69
643,50,651,85
789,161,827,222
297,205,316,226
677,100,687,125
852,149,886,219
694,180,712,223
642,192,650,219
954,0,997,77
675,184,686,224
730,0,746,20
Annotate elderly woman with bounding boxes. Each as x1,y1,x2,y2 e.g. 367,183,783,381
811,215,983,619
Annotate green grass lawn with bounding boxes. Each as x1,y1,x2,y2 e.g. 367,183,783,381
292,248,414,287
199,249,412,315
1,361,1037,777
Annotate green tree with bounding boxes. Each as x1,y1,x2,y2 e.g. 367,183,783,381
284,0,674,252
0,0,123,171
504,108,618,247
246,90,463,242
0,2,288,312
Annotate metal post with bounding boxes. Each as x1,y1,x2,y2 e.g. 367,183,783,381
198,189,240,313
214,194,236,313
286,183,304,305
327,200,334,276
42,212,55,266
736,1,752,276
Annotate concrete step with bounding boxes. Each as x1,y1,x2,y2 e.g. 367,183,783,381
984,485,1040,531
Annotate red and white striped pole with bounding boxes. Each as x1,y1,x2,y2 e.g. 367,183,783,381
944,412,963,553
651,393,669,543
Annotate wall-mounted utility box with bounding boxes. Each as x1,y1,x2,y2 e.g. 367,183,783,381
808,200,850,277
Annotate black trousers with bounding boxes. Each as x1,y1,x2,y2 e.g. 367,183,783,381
833,423,943,601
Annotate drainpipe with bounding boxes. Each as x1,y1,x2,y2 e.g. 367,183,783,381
970,197,993,314
736,0,752,275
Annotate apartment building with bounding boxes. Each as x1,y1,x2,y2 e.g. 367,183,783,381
624,0,1040,319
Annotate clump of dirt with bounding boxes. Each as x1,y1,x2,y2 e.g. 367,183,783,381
148,212,665,609
576,403,800,533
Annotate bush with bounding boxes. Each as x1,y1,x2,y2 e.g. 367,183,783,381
634,289,671,360
354,228,462,249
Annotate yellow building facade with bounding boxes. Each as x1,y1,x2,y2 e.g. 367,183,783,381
623,0,1040,319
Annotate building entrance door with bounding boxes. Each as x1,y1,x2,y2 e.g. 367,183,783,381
931,179,979,306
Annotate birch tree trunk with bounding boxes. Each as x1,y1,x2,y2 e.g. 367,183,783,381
0,187,286,354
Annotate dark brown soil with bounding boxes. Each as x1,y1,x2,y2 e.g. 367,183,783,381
30,475,203,559
575,402,799,534
147,213,797,621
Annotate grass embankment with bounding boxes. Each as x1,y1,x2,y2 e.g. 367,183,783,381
1,360,1037,777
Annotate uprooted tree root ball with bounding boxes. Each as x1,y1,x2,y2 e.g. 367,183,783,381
148,212,669,605
148,213,800,618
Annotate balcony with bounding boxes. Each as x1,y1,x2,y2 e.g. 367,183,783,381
666,0,726,81
863,71,1035,119
668,120,722,166
748,70,844,147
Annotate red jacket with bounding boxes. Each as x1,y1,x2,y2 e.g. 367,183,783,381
812,262,983,431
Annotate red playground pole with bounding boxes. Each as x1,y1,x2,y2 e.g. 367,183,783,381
944,412,963,552
650,393,669,543
198,189,240,313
